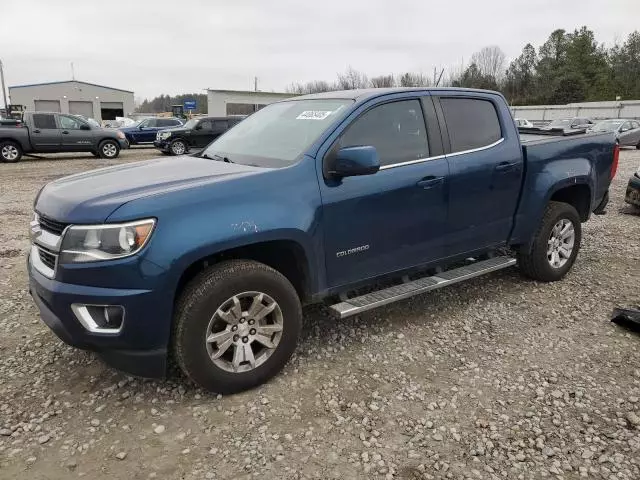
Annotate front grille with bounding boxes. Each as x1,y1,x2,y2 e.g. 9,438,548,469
38,214,68,235
38,248,57,270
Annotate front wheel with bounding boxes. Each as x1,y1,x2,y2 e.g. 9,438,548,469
98,140,120,159
169,139,187,156
0,141,22,163
518,201,582,282
173,260,302,394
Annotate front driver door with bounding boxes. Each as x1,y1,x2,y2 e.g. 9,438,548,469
192,119,214,148
58,114,91,151
320,96,450,288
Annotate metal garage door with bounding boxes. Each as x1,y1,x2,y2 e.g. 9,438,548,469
34,100,61,112
100,102,123,110
69,101,94,118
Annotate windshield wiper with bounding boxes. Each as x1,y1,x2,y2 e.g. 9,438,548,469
201,152,234,163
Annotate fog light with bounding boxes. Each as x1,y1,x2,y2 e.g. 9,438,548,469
72,304,124,333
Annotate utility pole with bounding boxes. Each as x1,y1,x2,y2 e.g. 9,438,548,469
254,76,258,92
0,60,9,117
71,62,75,80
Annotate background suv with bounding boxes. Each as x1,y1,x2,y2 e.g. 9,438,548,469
119,117,183,145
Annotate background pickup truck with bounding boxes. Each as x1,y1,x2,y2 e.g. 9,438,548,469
0,111,128,163
153,116,243,155
28,87,617,394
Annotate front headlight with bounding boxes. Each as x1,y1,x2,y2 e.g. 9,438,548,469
116,131,126,139
59,219,155,263
158,131,172,140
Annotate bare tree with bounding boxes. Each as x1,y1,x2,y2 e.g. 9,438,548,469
370,74,395,88
336,66,369,90
398,72,430,87
470,46,506,81
286,80,333,94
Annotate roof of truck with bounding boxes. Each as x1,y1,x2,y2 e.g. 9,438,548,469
295,87,502,101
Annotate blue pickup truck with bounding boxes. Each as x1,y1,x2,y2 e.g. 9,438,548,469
28,88,617,393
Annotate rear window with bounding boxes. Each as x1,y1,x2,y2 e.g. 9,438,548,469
32,114,57,130
440,98,502,153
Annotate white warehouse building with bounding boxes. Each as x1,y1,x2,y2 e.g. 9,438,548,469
8,80,135,122
207,89,295,116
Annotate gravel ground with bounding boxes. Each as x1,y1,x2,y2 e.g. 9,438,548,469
0,148,639,480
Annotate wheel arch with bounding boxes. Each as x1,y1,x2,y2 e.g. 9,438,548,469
173,238,314,308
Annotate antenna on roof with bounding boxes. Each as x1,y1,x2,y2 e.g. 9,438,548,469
71,62,75,81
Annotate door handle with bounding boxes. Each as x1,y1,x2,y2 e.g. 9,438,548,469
417,176,444,189
62,130,69,134
33,129,41,133
495,161,518,172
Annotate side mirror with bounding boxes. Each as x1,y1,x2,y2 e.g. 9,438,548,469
138,124,145,130
195,124,203,130
330,146,380,177
80,124,91,130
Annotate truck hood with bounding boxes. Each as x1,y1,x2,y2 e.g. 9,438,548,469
35,156,262,223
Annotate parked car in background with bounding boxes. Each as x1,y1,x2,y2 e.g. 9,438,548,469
0,111,128,162
119,117,184,145
514,118,534,128
590,119,640,148
28,88,616,393
542,117,594,131
153,116,243,155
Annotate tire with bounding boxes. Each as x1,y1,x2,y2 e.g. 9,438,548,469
0,141,22,163
518,201,582,282
173,260,302,394
636,142,640,150
169,139,187,156
98,140,120,159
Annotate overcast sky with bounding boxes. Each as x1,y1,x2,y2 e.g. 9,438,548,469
2,0,637,101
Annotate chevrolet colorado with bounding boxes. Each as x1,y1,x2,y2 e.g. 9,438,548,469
28,88,617,393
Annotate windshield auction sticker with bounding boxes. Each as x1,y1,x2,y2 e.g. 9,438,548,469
296,111,333,120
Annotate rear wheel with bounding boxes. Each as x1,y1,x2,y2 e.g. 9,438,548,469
98,140,120,159
173,260,302,393
518,201,582,282
0,141,22,163
169,139,187,156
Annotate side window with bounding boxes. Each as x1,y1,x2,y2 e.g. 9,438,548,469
632,121,640,129
58,115,85,130
198,120,213,130
621,121,631,131
170,119,182,126
339,99,428,167
440,97,502,153
146,119,158,128
213,120,228,131
32,114,57,129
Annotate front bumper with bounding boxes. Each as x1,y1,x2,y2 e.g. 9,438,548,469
153,139,170,150
27,254,168,378
625,174,640,207
118,138,130,150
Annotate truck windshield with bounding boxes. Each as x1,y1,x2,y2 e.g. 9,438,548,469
202,99,352,167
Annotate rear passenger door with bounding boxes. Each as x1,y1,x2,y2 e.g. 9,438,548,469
29,113,61,151
320,96,450,287
436,95,523,255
